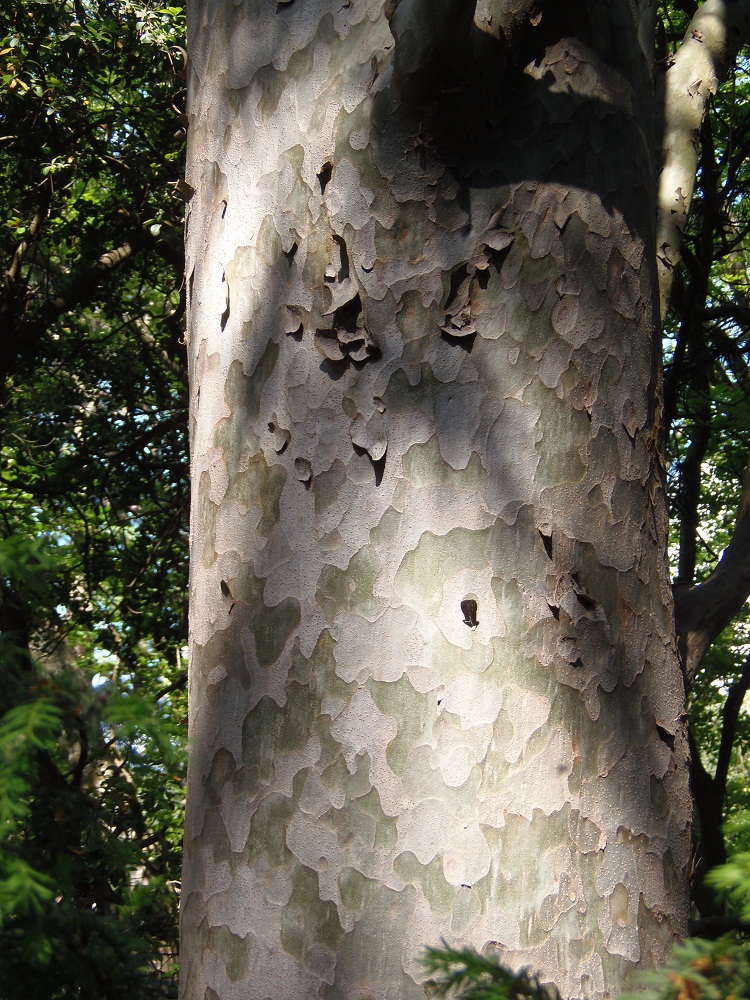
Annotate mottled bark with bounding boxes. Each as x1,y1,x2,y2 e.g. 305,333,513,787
181,3,691,999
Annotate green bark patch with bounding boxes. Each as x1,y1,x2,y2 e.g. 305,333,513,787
236,687,316,798
383,363,442,414
198,806,233,868
320,755,351,794
215,344,279,468
568,805,604,854
254,39,316,118
281,864,343,962
244,784,301,867
393,851,457,915
320,746,373,806
291,631,356,706
255,214,283,266
316,547,382,622
355,786,398,851
224,450,286,536
649,774,669,818
369,506,402,549
203,747,236,810
489,577,524,638
314,459,348,516
486,506,551,581
403,437,486,488
395,288,435,344
481,809,574,942
326,885,421,1000
611,882,631,926
317,713,350,774
288,636,313,688
524,379,588,489
233,563,300,666
197,470,218,568
204,924,251,983
368,675,432,777
394,526,491,616
338,866,381,920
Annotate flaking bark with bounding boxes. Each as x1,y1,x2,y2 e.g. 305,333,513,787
181,3,691,998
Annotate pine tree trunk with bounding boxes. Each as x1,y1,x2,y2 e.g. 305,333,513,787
180,3,691,998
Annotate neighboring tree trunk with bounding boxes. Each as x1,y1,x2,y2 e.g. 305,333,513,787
180,3,691,999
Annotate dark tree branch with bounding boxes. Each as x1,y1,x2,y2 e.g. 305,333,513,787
709,323,750,388
663,122,714,442
688,723,715,803
715,654,750,797
2,179,54,327
689,914,750,937
155,673,187,702
688,726,727,917
1,228,158,384
701,302,750,326
663,292,690,439
675,450,750,685
6,183,52,286
676,409,711,585
674,1,699,20
690,654,750,917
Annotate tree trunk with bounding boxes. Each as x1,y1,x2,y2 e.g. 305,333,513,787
180,3,691,998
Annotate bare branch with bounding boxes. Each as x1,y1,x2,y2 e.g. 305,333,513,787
657,0,750,319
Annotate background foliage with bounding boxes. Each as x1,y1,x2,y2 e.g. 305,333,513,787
0,0,187,995
2,0,750,997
